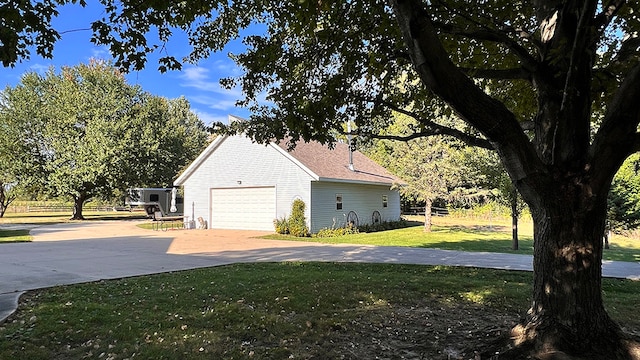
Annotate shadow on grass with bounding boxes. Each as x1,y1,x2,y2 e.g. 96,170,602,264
416,238,534,255
421,236,639,262
0,229,31,243
440,224,510,233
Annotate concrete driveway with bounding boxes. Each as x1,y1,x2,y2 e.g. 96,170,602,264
1,220,639,322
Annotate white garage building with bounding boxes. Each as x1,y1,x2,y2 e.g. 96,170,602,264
174,129,402,233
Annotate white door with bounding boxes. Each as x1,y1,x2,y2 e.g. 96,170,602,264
210,187,276,231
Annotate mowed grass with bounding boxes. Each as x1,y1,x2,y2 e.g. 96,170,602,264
0,229,31,243
0,262,638,360
265,215,640,262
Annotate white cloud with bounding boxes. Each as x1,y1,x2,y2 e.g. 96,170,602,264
176,61,252,124
178,64,247,115
192,109,227,126
179,64,242,95
90,47,111,61
189,94,239,111
28,63,51,74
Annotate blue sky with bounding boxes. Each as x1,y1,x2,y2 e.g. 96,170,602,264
0,3,251,126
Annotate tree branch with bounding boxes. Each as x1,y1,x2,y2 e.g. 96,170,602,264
460,67,531,80
371,100,494,149
389,0,547,186
612,36,640,64
432,21,539,73
368,130,493,149
592,63,640,187
594,0,626,33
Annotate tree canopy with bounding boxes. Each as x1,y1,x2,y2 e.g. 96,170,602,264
3,1,640,358
0,61,209,219
608,153,640,231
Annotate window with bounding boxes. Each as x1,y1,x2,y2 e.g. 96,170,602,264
382,195,388,208
336,194,343,210
150,194,159,202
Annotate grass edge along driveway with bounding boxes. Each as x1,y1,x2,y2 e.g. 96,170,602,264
264,216,640,263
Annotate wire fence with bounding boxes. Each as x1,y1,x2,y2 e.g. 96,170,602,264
4,205,122,213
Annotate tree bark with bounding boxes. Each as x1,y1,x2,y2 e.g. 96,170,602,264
71,194,86,220
511,189,519,250
423,198,432,232
0,184,15,218
509,182,636,359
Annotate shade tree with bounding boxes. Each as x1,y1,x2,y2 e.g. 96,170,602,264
0,61,208,219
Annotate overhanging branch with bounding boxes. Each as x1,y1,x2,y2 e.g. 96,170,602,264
390,0,546,184
594,0,626,33
367,131,493,149
460,67,531,80
592,63,640,186
432,21,539,72
371,100,494,149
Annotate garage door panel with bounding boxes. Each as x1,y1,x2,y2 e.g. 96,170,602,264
211,187,275,231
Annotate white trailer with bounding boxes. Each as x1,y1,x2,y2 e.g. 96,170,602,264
125,188,184,220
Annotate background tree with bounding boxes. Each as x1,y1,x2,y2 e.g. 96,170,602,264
0,168,17,217
0,61,209,219
0,71,50,214
607,154,640,233
364,114,471,232
0,122,19,217
3,1,640,358
463,148,528,250
129,96,210,187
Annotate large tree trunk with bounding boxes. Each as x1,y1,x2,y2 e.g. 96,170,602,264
71,194,86,220
388,1,640,357
510,186,636,359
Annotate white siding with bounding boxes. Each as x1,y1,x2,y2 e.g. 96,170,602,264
179,135,314,230
310,181,401,233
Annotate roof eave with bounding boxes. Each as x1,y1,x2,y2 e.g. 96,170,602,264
315,177,400,187
174,135,227,186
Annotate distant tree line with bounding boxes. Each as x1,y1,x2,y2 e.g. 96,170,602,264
0,61,210,219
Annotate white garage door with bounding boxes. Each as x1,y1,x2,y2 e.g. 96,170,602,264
210,187,276,231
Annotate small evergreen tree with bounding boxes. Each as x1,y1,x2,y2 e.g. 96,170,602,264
288,199,309,237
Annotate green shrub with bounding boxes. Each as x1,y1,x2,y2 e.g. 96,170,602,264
315,225,359,238
288,199,309,237
358,218,408,233
273,216,289,234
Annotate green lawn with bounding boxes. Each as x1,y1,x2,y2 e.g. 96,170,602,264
0,229,31,243
265,215,640,262
0,263,638,360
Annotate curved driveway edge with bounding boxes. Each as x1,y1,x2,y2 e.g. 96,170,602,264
1,220,639,323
